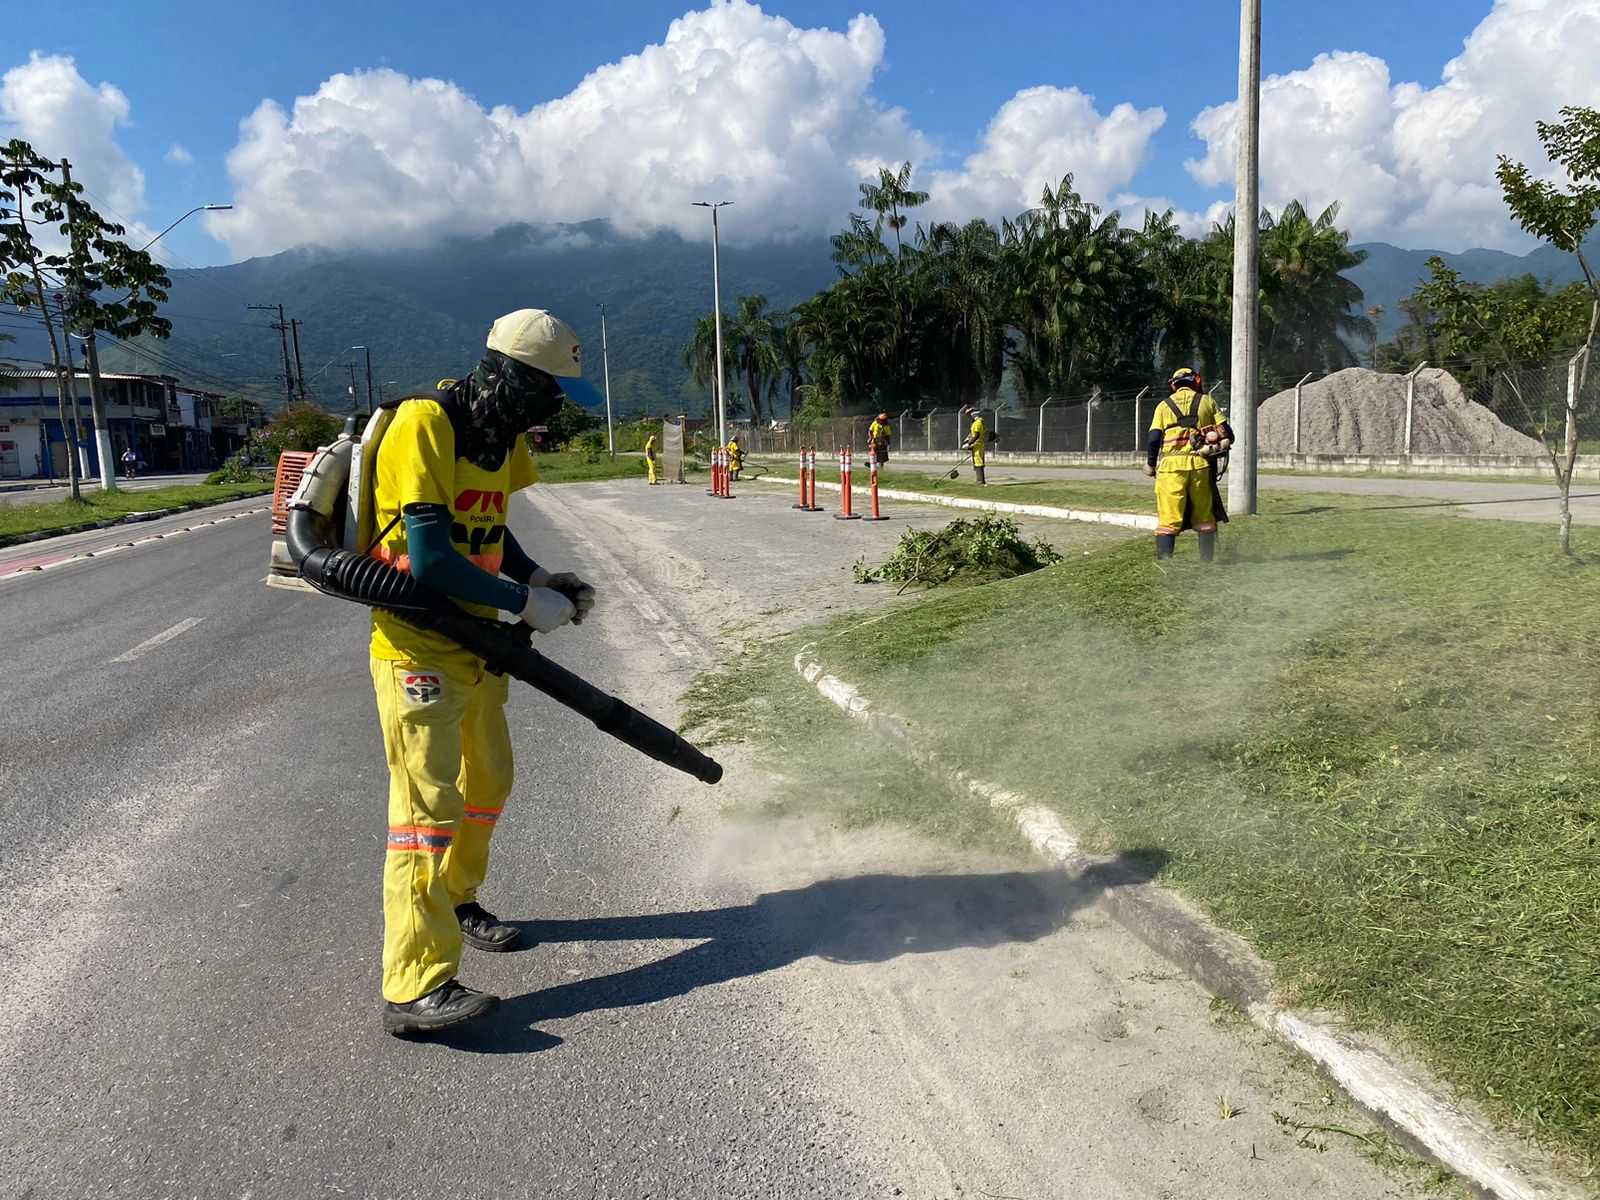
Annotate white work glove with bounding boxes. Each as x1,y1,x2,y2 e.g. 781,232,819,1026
518,587,576,633
1142,463,1156,478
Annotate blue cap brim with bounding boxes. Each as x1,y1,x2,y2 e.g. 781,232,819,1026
556,375,605,410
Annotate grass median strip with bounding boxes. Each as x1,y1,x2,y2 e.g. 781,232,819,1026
0,481,272,544
686,500,1600,1167
533,450,705,484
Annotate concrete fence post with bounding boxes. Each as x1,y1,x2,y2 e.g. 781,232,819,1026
1133,387,1150,450
1086,387,1100,452
1567,348,1590,461
1293,372,1314,456
926,409,937,452
899,408,911,452
1037,397,1052,455
1405,361,1428,457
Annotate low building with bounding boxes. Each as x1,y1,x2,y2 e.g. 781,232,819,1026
0,368,239,479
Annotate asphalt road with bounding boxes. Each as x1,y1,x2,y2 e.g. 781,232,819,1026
0,483,1409,1199
0,471,217,505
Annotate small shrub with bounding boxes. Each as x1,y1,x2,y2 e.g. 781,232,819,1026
206,452,259,485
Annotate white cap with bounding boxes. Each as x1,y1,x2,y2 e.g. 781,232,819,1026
486,309,583,378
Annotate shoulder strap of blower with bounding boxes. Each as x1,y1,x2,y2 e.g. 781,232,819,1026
1161,393,1202,429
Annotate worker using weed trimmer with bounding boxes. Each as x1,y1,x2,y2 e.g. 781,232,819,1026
726,432,744,481
1144,367,1232,562
867,412,893,467
644,430,659,485
961,406,989,485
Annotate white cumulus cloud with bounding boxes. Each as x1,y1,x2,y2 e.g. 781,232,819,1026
925,86,1166,224
1185,0,1600,250
164,143,193,166
0,52,147,223
209,0,930,255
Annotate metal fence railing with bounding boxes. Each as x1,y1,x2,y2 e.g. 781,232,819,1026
729,353,1600,462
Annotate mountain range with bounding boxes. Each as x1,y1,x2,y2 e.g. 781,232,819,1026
3,220,1593,415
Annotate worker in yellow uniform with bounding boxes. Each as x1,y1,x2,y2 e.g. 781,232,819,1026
867,412,892,467
644,431,659,485
1144,367,1233,562
370,308,600,1036
726,432,744,481
961,406,989,485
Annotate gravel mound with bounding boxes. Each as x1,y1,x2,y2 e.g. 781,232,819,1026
1257,367,1546,456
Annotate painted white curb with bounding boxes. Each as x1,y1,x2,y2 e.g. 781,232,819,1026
792,645,1580,1200
764,473,1156,530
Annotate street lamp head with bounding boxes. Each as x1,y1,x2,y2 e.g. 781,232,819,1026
202,204,233,212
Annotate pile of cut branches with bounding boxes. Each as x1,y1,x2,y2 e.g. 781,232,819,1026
854,514,1062,592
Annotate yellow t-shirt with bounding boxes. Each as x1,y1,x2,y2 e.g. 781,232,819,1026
368,398,539,663
967,417,987,448
868,420,891,444
1150,389,1224,473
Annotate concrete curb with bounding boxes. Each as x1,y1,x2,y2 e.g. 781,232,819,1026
0,491,272,549
793,645,1581,1200
763,473,1156,530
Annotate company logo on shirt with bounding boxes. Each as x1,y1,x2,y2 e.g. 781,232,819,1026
454,489,506,514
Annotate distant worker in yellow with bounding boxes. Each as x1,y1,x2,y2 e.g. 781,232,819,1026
961,405,989,485
867,411,892,467
726,432,744,481
644,431,659,485
1144,367,1233,562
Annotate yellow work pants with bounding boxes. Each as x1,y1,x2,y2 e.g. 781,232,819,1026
646,455,657,484
370,655,514,1003
971,442,985,467
1154,467,1217,536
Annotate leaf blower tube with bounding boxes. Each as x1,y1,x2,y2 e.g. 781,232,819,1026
284,464,722,786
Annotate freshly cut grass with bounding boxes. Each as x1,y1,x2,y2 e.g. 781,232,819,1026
688,499,1600,1165
0,481,271,543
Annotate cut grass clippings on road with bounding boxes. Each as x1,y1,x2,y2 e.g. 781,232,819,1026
0,481,272,545
686,499,1600,1169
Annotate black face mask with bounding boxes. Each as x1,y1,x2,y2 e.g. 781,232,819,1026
443,350,566,470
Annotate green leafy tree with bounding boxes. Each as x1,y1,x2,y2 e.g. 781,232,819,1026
1257,200,1372,384
257,403,343,458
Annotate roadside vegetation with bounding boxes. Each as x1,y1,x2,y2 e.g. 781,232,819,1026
0,480,271,544
685,502,1600,1166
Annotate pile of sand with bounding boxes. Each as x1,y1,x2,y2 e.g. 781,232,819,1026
1257,367,1546,456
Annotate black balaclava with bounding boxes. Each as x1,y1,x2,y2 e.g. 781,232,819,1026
440,349,566,470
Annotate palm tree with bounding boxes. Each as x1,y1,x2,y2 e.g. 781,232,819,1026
858,161,929,264
727,294,782,426
1258,200,1372,381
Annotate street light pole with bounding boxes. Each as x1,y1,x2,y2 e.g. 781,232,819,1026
61,160,231,491
597,303,615,459
1227,0,1262,516
692,201,733,447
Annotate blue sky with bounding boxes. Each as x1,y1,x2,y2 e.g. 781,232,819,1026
4,0,1588,265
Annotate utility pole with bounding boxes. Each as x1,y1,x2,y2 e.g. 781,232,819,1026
597,303,615,459
59,159,117,490
56,294,91,479
350,345,374,413
1227,0,1262,516
249,303,295,404
289,319,307,402
692,201,733,446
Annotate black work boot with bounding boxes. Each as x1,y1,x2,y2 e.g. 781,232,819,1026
1155,534,1176,560
1197,531,1217,562
457,901,522,952
975,466,987,486
383,979,498,1037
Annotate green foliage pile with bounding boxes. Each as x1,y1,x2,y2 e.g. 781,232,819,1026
204,451,261,484
854,514,1062,590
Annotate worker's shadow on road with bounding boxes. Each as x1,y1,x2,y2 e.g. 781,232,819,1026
442,852,1164,1055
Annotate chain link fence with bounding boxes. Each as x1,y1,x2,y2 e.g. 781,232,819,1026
732,353,1599,464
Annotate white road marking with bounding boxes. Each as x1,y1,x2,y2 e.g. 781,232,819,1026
110,616,205,663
